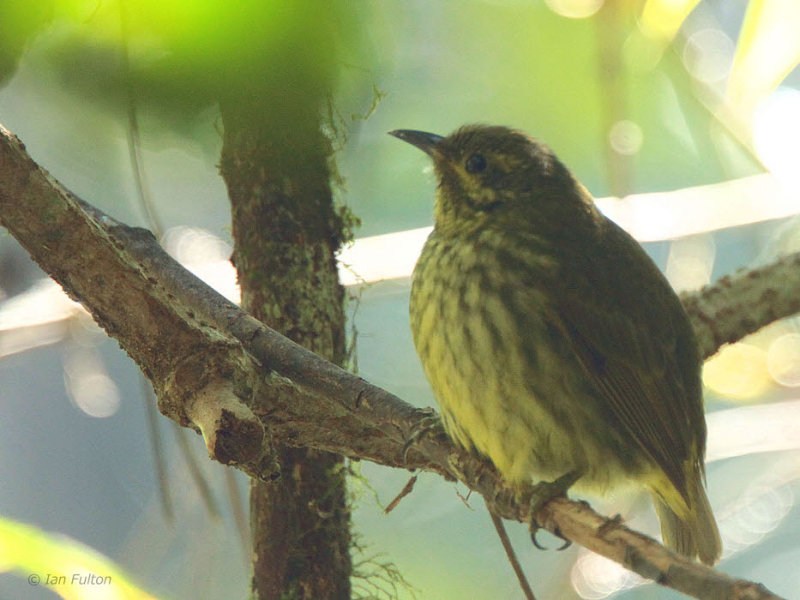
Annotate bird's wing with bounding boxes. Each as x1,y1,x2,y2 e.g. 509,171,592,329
545,223,704,504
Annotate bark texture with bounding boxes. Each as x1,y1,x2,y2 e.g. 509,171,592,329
219,110,352,599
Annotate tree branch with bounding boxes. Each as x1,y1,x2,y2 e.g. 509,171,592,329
681,257,800,359
0,123,789,599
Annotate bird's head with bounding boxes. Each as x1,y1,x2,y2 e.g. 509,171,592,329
391,124,597,237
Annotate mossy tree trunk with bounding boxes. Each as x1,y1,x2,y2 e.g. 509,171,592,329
219,95,352,598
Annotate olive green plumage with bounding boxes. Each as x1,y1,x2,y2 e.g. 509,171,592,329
392,125,721,565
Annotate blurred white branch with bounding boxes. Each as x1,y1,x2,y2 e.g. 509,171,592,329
707,399,800,461
340,173,799,285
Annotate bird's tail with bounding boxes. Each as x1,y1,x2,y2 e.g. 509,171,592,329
652,475,721,565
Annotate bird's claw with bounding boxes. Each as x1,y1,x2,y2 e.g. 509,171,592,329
530,525,547,550
530,522,571,550
528,470,581,551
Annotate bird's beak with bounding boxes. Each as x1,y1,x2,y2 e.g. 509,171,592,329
389,129,444,157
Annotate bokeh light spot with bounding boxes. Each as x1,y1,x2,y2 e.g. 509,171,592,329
544,0,604,19
608,120,643,155
703,343,772,400
66,372,121,419
665,234,715,292
767,333,800,387
682,28,734,85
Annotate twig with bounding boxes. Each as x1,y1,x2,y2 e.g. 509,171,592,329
384,475,417,514
489,511,536,600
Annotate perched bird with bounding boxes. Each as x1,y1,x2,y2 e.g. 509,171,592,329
391,125,721,565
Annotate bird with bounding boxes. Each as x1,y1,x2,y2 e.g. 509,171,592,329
391,124,721,565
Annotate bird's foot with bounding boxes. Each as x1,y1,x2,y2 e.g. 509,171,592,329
529,470,581,551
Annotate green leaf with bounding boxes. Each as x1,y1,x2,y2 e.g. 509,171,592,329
728,0,800,114
639,0,702,43
0,516,160,600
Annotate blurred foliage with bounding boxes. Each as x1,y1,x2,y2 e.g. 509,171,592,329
641,0,800,141
0,0,55,85
0,515,158,599
1,0,797,199
0,0,368,139
728,0,800,114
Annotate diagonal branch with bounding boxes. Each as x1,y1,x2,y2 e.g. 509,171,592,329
681,257,800,359
0,123,790,600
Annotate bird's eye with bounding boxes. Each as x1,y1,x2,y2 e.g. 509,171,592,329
465,153,487,174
